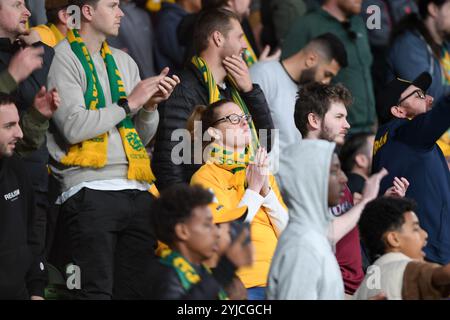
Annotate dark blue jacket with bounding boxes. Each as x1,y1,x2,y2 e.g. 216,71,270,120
387,30,450,102
372,95,450,264
154,2,187,75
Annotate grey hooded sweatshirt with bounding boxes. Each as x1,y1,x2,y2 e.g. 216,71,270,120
267,140,345,300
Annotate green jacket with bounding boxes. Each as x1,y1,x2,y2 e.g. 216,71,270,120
282,8,375,133
0,70,49,156
0,70,18,94
271,0,307,43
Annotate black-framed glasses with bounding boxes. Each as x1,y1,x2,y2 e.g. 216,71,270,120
397,89,426,106
212,113,252,126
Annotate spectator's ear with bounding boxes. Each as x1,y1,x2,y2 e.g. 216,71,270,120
207,127,221,141
385,231,401,249
81,3,95,22
354,153,369,169
175,223,190,242
307,112,321,131
427,2,439,19
390,105,407,119
212,31,224,48
305,51,319,68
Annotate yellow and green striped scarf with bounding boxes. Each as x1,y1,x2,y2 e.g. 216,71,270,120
191,56,259,160
61,29,155,183
208,143,249,194
242,35,258,67
160,248,229,300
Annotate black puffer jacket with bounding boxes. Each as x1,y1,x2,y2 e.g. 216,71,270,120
152,64,274,191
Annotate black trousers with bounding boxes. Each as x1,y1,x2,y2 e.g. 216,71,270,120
60,188,157,299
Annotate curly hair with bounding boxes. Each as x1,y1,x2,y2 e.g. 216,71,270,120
358,197,417,263
294,82,353,137
151,184,213,245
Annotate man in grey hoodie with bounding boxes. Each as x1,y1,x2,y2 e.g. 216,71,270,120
267,139,387,299
267,139,346,299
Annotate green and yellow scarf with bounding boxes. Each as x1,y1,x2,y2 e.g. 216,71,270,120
191,55,259,160
208,143,249,195
160,248,228,300
242,35,258,67
61,29,155,183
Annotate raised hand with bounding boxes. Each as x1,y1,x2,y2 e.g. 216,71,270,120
361,168,388,203
147,67,181,108
223,54,253,93
8,46,44,84
258,147,271,197
384,177,410,198
18,29,42,46
33,87,60,119
246,147,269,195
225,224,254,268
259,45,282,62
128,67,180,112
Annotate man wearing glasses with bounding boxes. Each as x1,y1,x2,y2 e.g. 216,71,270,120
372,71,450,266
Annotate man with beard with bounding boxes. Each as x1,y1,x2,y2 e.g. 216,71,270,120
0,0,55,268
0,92,56,300
281,0,375,134
250,33,347,164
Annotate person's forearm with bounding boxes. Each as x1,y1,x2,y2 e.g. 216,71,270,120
432,264,450,289
133,107,159,146
262,190,288,235
53,105,126,145
240,189,265,223
0,70,18,93
16,107,49,157
328,199,368,243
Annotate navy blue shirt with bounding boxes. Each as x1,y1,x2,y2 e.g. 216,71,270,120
372,95,450,264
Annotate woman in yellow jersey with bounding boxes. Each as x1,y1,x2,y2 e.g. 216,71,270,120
188,99,288,300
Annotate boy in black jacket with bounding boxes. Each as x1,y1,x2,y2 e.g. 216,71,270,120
147,184,253,300
0,93,47,299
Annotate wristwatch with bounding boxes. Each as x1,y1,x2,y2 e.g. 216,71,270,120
118,98,131,115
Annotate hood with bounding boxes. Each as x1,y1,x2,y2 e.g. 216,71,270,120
277,139,335,235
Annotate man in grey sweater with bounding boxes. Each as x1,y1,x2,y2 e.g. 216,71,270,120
47,0,179,299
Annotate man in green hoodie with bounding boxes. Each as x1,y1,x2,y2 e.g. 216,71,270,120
282,0,375,134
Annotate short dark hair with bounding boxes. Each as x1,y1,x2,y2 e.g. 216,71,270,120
68,0,99,13
418,0,448,19
201,0,228,10
306,33,348,68
294,82,353,137
193,8,240,54
339,132,374,174
0,92,17,107
47,6,69,25
151,184,213,245
68,0,99,6
359,197,417,263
